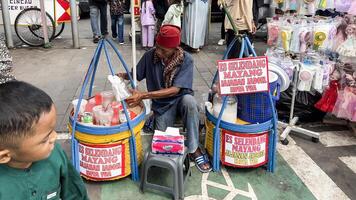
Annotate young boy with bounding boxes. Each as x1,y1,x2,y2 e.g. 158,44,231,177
0,81,89,200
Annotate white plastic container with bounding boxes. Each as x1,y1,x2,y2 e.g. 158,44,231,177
212,94,237,124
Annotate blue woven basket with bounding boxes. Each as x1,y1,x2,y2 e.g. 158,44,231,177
237,72,280,123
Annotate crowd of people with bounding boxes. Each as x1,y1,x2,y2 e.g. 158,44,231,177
88,0,212,51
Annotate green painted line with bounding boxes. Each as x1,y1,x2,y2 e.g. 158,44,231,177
98,153,316,200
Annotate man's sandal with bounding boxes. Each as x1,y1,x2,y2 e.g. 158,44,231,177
193,153,212,173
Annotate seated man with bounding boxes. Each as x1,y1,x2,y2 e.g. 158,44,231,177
119,24,211,173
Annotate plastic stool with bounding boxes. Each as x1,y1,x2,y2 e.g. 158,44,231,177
140,148,191,200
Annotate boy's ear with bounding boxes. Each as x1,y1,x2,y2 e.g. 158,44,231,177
0,149,11,164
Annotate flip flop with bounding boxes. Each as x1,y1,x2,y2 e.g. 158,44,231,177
193,153,212,173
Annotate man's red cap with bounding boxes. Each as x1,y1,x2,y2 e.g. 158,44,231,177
156,25,181,48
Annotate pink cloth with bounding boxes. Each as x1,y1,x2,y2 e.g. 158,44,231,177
335,0,352,13
332,87,356,121
348,1,356,15
142,25,155,47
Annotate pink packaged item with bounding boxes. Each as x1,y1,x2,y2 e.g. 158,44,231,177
152,141,184,155
151,128,185,155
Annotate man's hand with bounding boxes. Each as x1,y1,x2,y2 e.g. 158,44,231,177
116,72,129,80
126,89,143,107
251,22,257,34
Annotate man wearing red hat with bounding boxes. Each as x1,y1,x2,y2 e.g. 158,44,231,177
119,25,212,173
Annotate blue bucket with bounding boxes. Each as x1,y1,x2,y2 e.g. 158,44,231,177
237,71,280,123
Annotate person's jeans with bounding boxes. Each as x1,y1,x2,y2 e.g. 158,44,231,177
154,95,199,154
111,14,124,42
90,4,108,37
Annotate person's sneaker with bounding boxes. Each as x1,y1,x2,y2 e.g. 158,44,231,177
218,39,225,46
119,42,124,45
93,36,100,43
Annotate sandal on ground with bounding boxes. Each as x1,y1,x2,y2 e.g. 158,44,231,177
192,153,212,173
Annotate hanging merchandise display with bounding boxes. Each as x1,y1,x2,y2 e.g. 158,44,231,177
267,16,340,53
266,11,356,123
272,0,350,13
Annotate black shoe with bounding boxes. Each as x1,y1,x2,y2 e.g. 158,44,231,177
93,36,100,43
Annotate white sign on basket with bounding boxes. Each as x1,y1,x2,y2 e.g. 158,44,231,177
223,131,268,167
78,143,124,180
217,56,269,95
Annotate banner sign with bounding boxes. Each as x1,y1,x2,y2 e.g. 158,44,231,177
133,0,140,16
217,56,269,95
79,143,125,180
222,130,268,167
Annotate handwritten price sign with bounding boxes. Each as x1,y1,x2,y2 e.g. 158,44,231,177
79,143,125,180
222,130,268,167
217,56,269,95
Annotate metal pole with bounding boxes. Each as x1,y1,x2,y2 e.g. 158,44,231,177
1,0,14,48
205,0,211,45
69,0,79,48
131,0,137,88
39,0,50,47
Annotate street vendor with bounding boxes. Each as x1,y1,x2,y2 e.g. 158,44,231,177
118,24,212,173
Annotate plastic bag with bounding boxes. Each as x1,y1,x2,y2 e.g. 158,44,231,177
276,86,326,122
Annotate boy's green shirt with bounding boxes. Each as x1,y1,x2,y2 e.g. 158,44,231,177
0,143,89,200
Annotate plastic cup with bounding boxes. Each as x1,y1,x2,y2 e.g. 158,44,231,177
72,99,88,116
92,105,103,124
101,91,115,109
98,109,114,126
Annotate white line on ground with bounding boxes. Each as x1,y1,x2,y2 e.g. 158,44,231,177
278,137,350,200
57,133,71,140
339,156,356,174
319,131,356,147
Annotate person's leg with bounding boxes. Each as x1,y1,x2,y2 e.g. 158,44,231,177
147,25,155,47
111,15,118,38
98,3,108,36
118,14,125,43
154,105,177,132
177,95,199,154
178,94,211,172
221,14,225,40
226,29,241,59
141,26,148,47
89,5,100,38
218,13,226,45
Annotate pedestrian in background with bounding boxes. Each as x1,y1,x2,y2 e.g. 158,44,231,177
223,0,256,58
217,1,225,46
89,0,108,43
162,0,183,28
141,0,156,50
181,0,209,52
153,0,170,32
109,0,126,44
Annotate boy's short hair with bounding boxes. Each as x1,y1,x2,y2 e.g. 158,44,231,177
0,81,53,148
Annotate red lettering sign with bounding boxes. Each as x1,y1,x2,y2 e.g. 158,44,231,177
78,143,125,180
222,130,268,168
217,56,269,95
